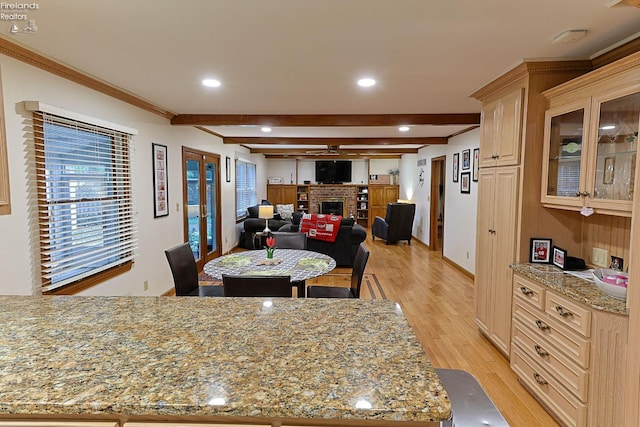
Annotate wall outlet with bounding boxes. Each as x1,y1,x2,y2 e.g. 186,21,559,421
143,280,149,291
592,248,609,268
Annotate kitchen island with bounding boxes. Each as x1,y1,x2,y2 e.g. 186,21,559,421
0,296,450,426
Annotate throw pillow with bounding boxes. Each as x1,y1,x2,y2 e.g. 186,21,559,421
247,205,260,218
276,204,295,220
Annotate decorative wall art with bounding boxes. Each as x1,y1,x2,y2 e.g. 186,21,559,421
472,148,479,181
226,156,231,182
453,152,459,182
460,172,471,194
462,149,471,170
152,143,168,218
530,238,552,263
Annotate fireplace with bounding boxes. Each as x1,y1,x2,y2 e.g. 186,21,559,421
320,198,345,216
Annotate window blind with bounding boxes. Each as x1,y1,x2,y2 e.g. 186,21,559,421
236,159,257,220
32,111,137,292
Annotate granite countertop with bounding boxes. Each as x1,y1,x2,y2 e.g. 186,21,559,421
510,263,628,316
0,296,450,425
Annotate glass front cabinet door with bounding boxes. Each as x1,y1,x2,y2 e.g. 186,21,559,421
542,88,640,216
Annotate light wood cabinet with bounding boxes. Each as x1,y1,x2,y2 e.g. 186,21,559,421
511,273,627,427
478,87,524,168
474,167,519,355
368,184,399,227
266,184,297,207
296,185,309,213
356,185,369,227
541,54,640,217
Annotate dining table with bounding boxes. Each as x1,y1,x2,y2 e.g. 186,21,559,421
203,248,337,297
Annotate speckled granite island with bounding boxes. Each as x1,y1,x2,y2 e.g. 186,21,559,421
0,296,450,427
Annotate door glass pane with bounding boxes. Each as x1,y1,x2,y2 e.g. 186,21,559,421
546,109,585,197
186,159,201,259
592,92,640,201
205,161,217,254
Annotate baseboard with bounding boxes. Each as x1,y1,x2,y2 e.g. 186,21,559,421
162,288,175,296
412,236,429,249
443,256,474,280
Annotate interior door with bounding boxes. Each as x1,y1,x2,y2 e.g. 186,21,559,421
183,148,221,270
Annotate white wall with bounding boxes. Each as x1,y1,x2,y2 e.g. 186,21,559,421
0,56,262,296
267,159,398,185
412,129,480,274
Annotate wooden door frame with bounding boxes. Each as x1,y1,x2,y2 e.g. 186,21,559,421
429,156,446,251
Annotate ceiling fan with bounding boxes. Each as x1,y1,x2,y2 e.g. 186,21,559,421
305,144,356,156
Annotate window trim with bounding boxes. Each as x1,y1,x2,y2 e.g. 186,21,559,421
235,158,257,221
0,67,11,215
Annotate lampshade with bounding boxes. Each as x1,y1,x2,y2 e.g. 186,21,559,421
258,205,274,219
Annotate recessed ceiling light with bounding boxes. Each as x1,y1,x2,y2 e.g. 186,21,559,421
357,78,376,87
398,126,410,132
261,127,272,133
202,78,221,87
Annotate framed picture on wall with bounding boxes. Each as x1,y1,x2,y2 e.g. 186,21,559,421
462,149,471,170
453,152,459,182
225,156,231,182
472,148,479,181
460,172,471,193
152,143,168,218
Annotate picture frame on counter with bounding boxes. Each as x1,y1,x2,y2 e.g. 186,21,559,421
552,246,567,270
530,238,552,263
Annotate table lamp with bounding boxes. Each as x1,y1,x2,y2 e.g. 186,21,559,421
258,205,274,233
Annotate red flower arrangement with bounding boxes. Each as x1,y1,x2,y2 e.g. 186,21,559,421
265,236,276,259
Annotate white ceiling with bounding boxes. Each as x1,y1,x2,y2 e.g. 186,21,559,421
3,0,640,156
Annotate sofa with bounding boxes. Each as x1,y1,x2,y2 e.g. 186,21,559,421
279,217,367,267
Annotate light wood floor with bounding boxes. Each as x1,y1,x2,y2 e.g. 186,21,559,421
307,233,559,427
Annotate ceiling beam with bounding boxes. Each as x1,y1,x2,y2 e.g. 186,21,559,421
171,113,480,126
263,153,404,159
223,136,446,145
251,147,419,155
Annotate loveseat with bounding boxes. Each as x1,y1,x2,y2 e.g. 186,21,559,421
279,217,367,267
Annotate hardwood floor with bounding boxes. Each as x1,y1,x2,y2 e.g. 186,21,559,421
307,233,559,427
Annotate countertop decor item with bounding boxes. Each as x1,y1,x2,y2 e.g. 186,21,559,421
265,235,275,258
592,268,628,300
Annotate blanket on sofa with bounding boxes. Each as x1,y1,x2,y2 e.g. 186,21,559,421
300,213,342,242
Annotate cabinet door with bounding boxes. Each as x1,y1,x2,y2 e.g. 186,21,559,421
479,99,499,168
474,169,496,333
489,167,520,354
585,89,639,213
496,88,524,166
541,101,590,209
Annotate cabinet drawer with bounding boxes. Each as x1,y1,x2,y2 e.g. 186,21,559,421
513,320,589,402
545,291,591,338
513,274,546,310
513,302,590,368
512,347,587,427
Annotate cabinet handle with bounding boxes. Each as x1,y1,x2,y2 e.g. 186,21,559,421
519,286,533,296
491,154,498,159
534,345,550,357
535,320,550,331
555,306,573,317
488,229,496,234
533,373,548,385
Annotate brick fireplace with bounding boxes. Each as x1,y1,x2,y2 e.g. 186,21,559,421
309,185,357,218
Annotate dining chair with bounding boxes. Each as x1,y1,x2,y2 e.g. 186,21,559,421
270,231,308,297
222,274,293,297
306,243,369,298
165,242,224,296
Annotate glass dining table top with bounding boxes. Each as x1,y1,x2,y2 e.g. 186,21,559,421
203,249,336,282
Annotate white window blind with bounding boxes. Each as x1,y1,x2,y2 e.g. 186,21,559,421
556,158,581,197
236,159,257,220
32,110,137,292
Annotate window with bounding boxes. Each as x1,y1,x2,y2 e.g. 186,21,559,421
29,105,137,293
236,159,257,220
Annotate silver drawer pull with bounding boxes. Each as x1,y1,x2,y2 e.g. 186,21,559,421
555,306,573,317
519,286,533,296
533,373,548,385
535,320,550,331
534,345,549,357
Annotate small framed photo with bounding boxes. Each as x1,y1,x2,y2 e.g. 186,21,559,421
530,238,552,263
460,172,471,194
462,149,471,170
552,246,567,270
453,152,459,182
472,148,479,182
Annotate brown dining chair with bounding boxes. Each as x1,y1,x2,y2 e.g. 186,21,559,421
222,274,292,297
165,242,224,296
270,231,308,297
306,243,369,298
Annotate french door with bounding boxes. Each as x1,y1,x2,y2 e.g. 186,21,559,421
182,147,221,270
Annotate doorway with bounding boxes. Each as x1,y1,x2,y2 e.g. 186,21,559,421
429,156,446,252
182,147,222,271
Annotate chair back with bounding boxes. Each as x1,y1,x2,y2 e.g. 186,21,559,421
270,232,307,249
222,274,292,297
164,243,198,296
350,243,370,298
385,203,416,242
